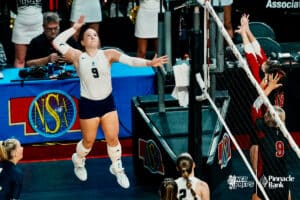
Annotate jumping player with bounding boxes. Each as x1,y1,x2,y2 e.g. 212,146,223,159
251,73,291,200
235,15,287,198
52,16,168,189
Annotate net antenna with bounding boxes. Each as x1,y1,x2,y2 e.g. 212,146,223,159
197,0,300,159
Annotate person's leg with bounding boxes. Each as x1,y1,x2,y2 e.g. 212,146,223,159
250,145,259,199
223,5,233,38
72,117,99,181
14,44,27,68
136,38,148,58
101,111,130,188
250,145,258,172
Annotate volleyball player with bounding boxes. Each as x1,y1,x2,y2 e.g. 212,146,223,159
175,152,210,200
0,138,24,199
235,15,286,197
251,73,291,200
52,15,168,188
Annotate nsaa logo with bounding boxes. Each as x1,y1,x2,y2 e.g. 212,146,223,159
29,90,76,138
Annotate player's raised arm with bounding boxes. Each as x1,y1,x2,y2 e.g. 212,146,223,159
52,16,85,66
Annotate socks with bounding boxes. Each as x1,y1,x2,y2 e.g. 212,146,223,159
107,143,123,170
76,140,91,158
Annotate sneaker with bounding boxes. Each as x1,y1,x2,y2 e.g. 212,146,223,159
72,153,87,181
109,165,130,189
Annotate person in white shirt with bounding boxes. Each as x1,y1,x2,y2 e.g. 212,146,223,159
175,152,210,200
52,15,168,189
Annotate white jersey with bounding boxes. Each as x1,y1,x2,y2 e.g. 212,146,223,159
175,177,202,200
77,50,112,100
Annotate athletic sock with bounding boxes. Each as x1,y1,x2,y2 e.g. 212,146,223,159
107,143,123,170
76,140,91,158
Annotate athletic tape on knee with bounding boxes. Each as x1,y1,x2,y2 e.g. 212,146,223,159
52,27,75,55
119,54,148,67
76,140,91,158
107,143,122,163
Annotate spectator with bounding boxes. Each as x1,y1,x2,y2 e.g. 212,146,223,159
26,12,80,67
175,152,210,200
211,0,233,38
209,0,233,66
134,0,162,58
159,177,178,200
0,42,7,69
0,138,24,200
69,0,102,41
42,0,72,31
0,0,16,66
11,0,43,68
52,16,168,188
251,73,291,200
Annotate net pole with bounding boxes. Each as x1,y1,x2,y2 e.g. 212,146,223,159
203,4,209,88
197,0,300,159
196,73,270,200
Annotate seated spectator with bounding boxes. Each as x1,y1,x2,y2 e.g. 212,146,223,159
42,0,72,31
26,12,80,67
175,152,210,200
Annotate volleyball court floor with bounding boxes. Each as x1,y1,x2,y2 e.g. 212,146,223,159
19,151,299,200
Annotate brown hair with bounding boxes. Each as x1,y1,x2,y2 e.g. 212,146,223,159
159,178,178,200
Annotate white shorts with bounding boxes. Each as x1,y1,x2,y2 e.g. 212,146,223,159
134,7,160,38
11,8,43,44
70,0,102,23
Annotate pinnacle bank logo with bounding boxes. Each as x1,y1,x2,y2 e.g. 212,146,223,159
260,174,295,189
266,0,300,9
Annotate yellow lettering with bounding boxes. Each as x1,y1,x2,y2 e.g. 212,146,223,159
45,94,61,133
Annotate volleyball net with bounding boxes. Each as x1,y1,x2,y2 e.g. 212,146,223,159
194,0,300,199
